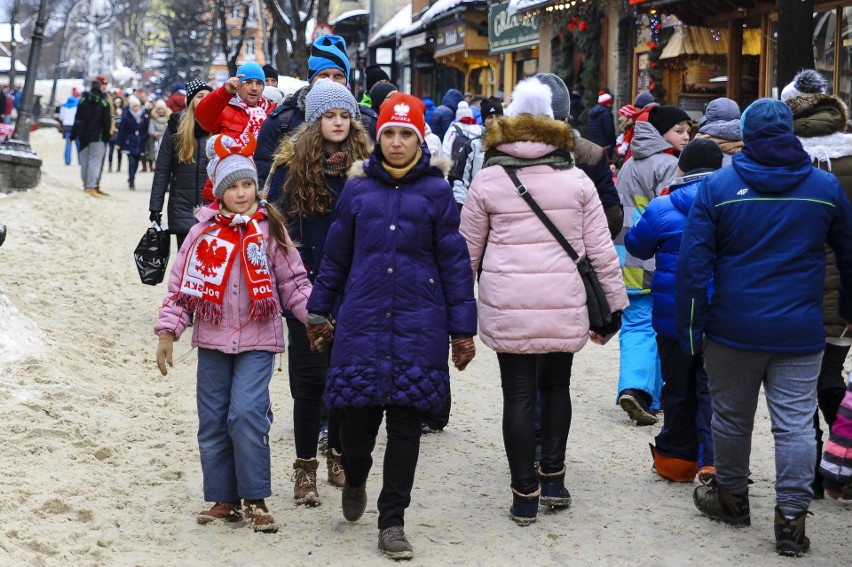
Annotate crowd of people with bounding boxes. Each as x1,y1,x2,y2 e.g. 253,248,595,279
40,32,846,560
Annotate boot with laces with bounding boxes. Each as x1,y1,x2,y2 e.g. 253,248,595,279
693,480,750,526
378,525,414,560
537,466,572,509
324,448,346,487
243,499,278,533
196,501,242,524
774,506,810,557
292,458,320,506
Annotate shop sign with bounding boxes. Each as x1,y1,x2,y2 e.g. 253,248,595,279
435,22,466,56
489,0,539,55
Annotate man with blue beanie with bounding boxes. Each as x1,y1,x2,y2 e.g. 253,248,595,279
255,34,378,184
194,61,276,200
677,98,852,556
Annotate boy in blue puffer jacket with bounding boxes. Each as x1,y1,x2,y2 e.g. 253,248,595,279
625,138,722,484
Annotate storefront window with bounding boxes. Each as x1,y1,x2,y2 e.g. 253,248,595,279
839,7,852,113
813,8,837,91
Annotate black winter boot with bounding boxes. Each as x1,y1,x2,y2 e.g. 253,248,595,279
693,480,750,527
538,466,572,509
509,486,540,526
774,506,810,557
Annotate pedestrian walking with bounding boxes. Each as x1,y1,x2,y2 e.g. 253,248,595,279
614,105,691,425
107,96,124,173
694,97,742,167
677,99,852,556
624,138,722,483
428,88,464,141
149,79,212,249
147,99,171,169
71,79,112,196
154,133,316,534
59,95,79,166
449,96,502,208
459,77,628,526
305,93,476,559
587,90,616,159
116,96,149,190
267,79,372,506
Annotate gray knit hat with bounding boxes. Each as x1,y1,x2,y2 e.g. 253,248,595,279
206,135,258,200
305,78,358,124
534,72,571,121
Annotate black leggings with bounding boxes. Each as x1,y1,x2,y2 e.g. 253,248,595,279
497,352,574,494
286,317,341,458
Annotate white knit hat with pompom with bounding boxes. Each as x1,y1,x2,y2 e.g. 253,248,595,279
506,77,554,119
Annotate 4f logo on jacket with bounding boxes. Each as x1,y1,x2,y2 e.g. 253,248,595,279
737,188,749,196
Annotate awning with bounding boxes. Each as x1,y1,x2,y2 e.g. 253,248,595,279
330,9,369,25
369,3,413,46
506,0,549,17
659,26,761,59
420,0,479,27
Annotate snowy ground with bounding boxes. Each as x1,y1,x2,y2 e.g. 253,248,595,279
0,129,849,566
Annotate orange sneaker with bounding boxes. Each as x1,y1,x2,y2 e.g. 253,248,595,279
196,501,242,524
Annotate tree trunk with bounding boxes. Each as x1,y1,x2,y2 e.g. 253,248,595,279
227,6,252,76
264,0,291,75
316,0,330,25
776,0,815,92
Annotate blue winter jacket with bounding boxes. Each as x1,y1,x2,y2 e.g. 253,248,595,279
306,148,477,413
428,89,464,141
675,126,852,355
587,103,616,156
625,172,710,339
116,111,149,156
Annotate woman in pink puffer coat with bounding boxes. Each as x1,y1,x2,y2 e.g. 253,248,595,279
460,77,628,525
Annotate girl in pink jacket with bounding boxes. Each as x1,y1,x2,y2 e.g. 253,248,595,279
154,134,319,533
460,77,629,525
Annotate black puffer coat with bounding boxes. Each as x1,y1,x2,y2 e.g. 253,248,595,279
149,113,210,237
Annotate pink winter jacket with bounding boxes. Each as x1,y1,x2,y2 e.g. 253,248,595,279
460,114,629,354
155,205,312,353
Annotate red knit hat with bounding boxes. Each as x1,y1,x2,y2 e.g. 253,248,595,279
598,90,613,105
376,93,425,143
619,104,637,117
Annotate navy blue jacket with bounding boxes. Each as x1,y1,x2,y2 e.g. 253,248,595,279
587,103,616,156
116,111,149,156
676,127,852,355
626,172,709,339
307,149,477,413
428,89,464,141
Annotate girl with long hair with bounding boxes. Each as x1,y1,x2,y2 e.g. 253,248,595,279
149,80,213,249
268,79,373,507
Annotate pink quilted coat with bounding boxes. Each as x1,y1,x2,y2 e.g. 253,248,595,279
460,114,628,353
155,204,312,353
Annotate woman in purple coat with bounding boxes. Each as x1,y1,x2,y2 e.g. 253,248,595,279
305,93,477,559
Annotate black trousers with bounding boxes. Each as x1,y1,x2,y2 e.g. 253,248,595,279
340,405,422,529
286,317,341,458
814,342,849,487
497,352,573,494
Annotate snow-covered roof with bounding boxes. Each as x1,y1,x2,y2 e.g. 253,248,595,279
369,3,412,46
331,9,369,25
420,0,478,27
507,0,549,17
0,57,26,73
0,24,24,44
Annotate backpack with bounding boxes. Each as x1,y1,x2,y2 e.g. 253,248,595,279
450,124,478,161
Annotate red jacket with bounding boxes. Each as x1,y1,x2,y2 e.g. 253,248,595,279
195,85,276,201
165,91,186,114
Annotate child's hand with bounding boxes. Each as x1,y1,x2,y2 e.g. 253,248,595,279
306,314,334,352
156,333,175,376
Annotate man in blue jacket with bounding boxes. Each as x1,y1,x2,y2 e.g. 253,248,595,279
427,88,463,141
675,99,852,557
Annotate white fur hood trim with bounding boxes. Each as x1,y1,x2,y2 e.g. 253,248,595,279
799,132,852,170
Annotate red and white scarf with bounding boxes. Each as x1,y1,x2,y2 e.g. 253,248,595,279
175,208,278,324
233,95,270,145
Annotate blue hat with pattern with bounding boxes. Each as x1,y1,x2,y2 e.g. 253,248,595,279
308,35,350,84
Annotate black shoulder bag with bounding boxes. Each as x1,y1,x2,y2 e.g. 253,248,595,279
502,166,614,334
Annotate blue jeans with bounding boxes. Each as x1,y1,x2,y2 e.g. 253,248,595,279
617,293,662,409
63,130,80,165
703,339,821,515
196,348,275,502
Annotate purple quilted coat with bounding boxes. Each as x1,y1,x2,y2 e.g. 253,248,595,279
306,148,477,413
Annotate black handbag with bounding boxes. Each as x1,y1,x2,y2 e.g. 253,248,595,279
502,166,614,334
134,222,171,286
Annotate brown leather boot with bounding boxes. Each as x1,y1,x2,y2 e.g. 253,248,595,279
196,501,242,524
325,448,345,487
243,499,278,533
292,458,320,506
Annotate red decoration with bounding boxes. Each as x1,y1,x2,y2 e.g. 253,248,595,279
579,21,588,32
647,41,657,49
567,22,576,32
650,62,656,69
